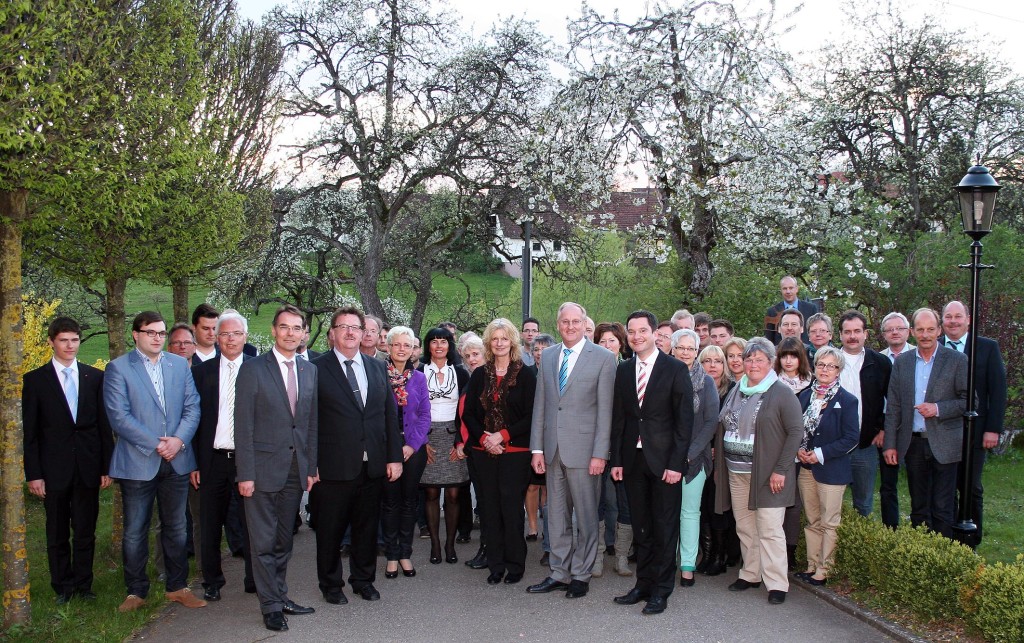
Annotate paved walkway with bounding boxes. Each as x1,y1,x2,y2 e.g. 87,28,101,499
134,527,890,642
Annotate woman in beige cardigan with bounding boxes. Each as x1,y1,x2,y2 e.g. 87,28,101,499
713,337,803,605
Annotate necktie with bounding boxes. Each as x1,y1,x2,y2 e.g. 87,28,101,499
345,359,364,410
948,339,962,352
636,360,647,408
63,367,78,422
558,348,572,394
224,362,237,445
285,360,297,416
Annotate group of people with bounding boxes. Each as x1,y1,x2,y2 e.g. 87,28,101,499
22,275,1006,629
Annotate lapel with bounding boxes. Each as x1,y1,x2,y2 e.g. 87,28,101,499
625,356,641,413
262,353,294,418
129,351,166,414
560,341,589,396
45,363,77,423
924,347,949,400
323,351,362,411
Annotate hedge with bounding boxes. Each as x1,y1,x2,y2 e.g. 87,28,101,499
831,509,1024,642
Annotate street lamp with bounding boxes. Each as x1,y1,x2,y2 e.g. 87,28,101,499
951,161,1000,548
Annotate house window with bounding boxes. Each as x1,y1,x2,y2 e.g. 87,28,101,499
532,241,542,251
488,214,499,228
553,240,562,251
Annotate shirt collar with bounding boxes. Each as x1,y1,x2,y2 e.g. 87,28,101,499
135,347,163,365
52,358,77,375
222,354,244,369
271,346,296,364
333,347,363,367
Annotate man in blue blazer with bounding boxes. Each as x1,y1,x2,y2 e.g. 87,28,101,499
941,300,1007,542
104,311,204,612
883,308,968,539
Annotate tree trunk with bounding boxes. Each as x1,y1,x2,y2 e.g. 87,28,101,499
0,188,31,627
355,233,387,321
408,266,433,336
172,276,190,323
105,275,128,360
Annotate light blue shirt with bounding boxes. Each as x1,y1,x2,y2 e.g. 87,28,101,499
137,348,165,412
912,351,935,433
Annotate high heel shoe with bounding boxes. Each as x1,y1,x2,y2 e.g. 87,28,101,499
400,559,416,577
445,545,458,564
385,562,399,579
430,544,442,564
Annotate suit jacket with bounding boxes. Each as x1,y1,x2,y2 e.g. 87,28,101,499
610,352,694,477
191,354,250,476
463,363,537,450
883,346,968,465
856,348,892,448
23,361,114,489
797,387,861,485
312,351,401,481
234,351,318,492
940,334,1007,446
530,340,617,468
104,350,200,480
765,299,819,345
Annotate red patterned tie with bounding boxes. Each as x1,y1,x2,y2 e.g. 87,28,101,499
636,360,647,448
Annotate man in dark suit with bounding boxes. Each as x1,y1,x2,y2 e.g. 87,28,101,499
609,311,693,615
836,310,893,525
941,300,1007,542
235,304,319,632
23,316,114,604
883,308,968,539
190,311,254,601
311,306,402,606
765,276,818,345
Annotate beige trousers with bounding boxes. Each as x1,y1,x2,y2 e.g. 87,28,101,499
798,468,844,578
729,471,788,592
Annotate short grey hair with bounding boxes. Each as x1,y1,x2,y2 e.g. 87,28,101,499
880,311,909,331
742,336,776,363
216,311,248,334
806,312,833,334
387,325,416,345
813,345,846,371
671,329,699,350
532,333,556,349
459,332,484,355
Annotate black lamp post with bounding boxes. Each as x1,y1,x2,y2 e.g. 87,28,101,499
950,161,1000,548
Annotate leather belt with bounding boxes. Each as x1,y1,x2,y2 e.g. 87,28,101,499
214,449,236,458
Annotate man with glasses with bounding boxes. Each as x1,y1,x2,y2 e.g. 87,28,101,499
837,310,893,526
655,322,674,355
361,315,388,360
168,323,198,366
880,312,914,362
104,311,204,613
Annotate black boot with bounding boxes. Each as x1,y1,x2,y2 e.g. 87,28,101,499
465,545,488,570
695,519,713,574
702,529,727,576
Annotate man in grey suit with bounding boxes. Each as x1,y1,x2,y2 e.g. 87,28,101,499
527,302,617,599
104,311,205,613
235,305,319,632
883,307,968,539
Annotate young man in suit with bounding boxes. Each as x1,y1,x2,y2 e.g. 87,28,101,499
883,308,968,539
610,311,693,615
528,302,617,600
234,304,319,632
190,311,254,601
311,306,402,606
104,311,205,612
941,300,1007,542
23,316,114,604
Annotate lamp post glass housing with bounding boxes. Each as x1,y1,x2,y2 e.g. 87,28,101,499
956,164,999,238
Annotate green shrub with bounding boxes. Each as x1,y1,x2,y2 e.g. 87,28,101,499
963,556,1024,642
884,525,979,621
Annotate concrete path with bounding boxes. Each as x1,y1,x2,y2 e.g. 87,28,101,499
134,527,890,642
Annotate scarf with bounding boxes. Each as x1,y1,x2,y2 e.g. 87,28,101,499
779,373,810,393
739,369,778,395
481,360,522,440
386,358,412,407
688,359,707,414
800,377,842,452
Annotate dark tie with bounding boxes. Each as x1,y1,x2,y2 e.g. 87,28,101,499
345,359,364,410
947,339,962,352
285,360,297,416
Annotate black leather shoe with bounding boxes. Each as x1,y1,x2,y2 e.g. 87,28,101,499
565,580,589,599
805,576,827,586
679,574,695,587
642,596,667,615
55,592,73,605
487,571,504,585
203,587,221,601
503,573,523,584
613,588,650,605
466,547,488,569
400,560,416,577
794,571,813,581
526,577,569,593
456,534,471,544
322,589,348,605
244,581,257,594
445,547,458,564
728,578,761,591
74,589,97,601
263,611,288,631
768,590,787,604
384,563,399,579
282,600,314,615
525,533,538,542
355,585,380,601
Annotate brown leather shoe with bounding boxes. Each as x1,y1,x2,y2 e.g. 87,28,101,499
165,588,208,608
118,595,145,612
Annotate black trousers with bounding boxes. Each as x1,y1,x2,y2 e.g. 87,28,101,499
44,472,99,596
472,450,532,576
315,463,383,592
625,449,682,598
905,435,958,539
381,446,427,560
199,450,254,590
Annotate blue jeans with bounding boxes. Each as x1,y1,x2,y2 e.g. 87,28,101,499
849,445,879,517
120,460,190,597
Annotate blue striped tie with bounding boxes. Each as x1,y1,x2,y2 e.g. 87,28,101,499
558,348,572,394
63,367,78,422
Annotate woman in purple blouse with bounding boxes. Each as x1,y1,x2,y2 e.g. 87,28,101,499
381,326,432,578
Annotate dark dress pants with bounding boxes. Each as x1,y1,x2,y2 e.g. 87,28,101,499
904,435,957,539
43,468,100,596
625,449,682,598
315,462,383,593
381,446,427,560
879,448,901,529
200,450,254,591
473,450,532,576
244,455,302,614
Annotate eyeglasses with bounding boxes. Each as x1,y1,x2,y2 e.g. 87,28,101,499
559,319,584,327
674,346,697,353
332,324,363,332
169,340,195,347
217,331,245,339
884,327,909,333
815,362,841,372
809,328,831,335
276,324,303,334
137,330,168,339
